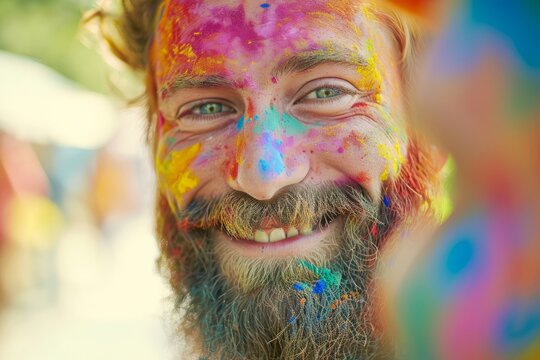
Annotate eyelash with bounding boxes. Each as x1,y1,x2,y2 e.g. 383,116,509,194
176,100,236,120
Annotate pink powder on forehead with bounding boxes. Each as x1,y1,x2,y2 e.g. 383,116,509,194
152,0,364,86
192,4,265,55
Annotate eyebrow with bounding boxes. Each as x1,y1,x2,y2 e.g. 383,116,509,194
272,47,367,78
160,75,234,99
160,47,367,100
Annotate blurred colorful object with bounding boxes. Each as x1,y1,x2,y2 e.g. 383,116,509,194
0,133,50,247
392,1,540,359
382,0,432,16
0,51,119,149
5,194,63,250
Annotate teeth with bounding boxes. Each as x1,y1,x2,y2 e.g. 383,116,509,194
300,225,313,235
269,228,287,242
254,230,269,243
287,227,299,238
249,225,312,243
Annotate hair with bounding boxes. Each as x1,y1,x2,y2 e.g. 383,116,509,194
84,0,420,141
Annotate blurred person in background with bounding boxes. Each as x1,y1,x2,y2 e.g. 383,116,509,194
90,0,446,358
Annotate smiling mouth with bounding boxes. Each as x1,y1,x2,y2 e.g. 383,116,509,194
221,212,340,244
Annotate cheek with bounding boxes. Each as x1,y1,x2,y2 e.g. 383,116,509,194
303,122,406,196
156,141,203,210
155,130,232,209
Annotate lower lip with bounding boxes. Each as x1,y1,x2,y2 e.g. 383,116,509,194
217,220,340,258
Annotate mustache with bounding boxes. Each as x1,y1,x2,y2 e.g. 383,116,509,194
176,181,379,239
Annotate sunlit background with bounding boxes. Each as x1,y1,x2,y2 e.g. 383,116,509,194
0,1,173,358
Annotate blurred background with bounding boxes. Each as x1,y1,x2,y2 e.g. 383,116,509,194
0,0,172,359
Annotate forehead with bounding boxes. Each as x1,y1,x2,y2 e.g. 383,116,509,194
151,0,381,89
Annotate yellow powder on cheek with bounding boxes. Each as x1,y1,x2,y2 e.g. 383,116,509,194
355,39,383,99
377,142,402,181
157,143,202,205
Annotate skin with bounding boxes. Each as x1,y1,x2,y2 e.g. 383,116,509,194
152,0,408,259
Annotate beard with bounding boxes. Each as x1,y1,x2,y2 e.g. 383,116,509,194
156,137,438,360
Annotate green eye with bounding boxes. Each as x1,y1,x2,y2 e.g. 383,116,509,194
196,102,226,115
315,88,340,98
304,87,343,100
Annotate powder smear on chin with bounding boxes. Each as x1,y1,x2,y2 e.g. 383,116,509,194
157,143,202,205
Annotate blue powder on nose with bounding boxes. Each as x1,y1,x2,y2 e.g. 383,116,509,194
258,132,285,178
260,3,270,8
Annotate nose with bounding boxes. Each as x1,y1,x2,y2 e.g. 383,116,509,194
227,107,309,200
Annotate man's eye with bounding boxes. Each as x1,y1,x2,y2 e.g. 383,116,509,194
305,87,342,100
192,102,234,115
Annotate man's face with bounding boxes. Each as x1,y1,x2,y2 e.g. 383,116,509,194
154,0,406,255
150,0,428,358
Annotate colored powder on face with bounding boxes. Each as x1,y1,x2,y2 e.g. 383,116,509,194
258,132,285,178
260,3,270,9
251,107,307,179
230,133,246,180
282,112,308,136
355,172,369,184
236,115,245,131
254,106,280,134
255,107,308,136
153,1,256,87
378,142,399,181
246,99,255,119
352,102,368,109
355,39,383,98
343,131,365,151
157,142,202,204
380,168,390,182
395,141,405,165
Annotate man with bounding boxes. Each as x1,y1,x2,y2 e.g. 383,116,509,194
92,1,441,358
